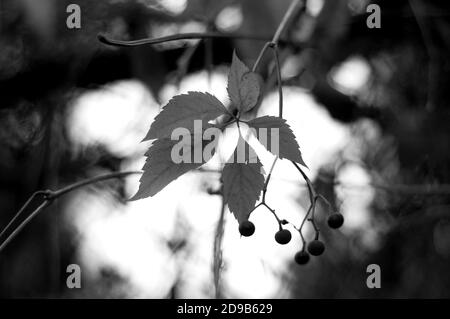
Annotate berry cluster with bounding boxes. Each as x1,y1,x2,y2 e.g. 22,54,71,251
238,212,344,266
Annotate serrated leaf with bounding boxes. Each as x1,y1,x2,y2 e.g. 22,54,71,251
239,72,262,112
142,91,229,141
248,116,307,167
227,52,261,113
131,128,218,200
222,136,265,223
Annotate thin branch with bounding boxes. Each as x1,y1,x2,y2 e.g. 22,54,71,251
263,203,283,230
0,190,47,240
0,171,142,254
252,42,272,72
175,41,201,89
213,193,226,299
409,0,439,111
262,157,279,202
98,32,277,48
0,201,50,254
272,44,284,118
316,193,334,214
251,0,302,72
308,196,320,234
205,38,213,89
272,0,303,44
297,202,314,248
249,0,303,232
292,162,315,202
46,171,142,200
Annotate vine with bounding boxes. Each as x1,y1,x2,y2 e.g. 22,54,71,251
2,0,450,299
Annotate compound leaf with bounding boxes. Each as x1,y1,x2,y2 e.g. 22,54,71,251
222,135,265,223
143,91,229,141
132,128,218,200
227,52,261,113
248,115,307,167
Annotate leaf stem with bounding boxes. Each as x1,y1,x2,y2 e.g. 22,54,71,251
251,0,303,72
263,203,283,230
261,157,279,202
213,194,226,298
292,161,316,202
272,44,284,118
249,0,303,229
252,42,272,72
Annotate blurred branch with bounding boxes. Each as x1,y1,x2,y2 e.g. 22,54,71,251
2,166,450,255
213,193,226,299
0,171,142,255
0,201,50,254
45,171,142,200
0,191,48,240
409,0,439,111
97,32,301,48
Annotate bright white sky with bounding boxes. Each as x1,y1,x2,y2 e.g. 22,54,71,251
66,57,375,298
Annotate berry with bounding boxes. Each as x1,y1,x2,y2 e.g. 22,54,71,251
275,229,292,245
239,221,255,237
327,213,344,229
307,240,325,256
294,251,310,265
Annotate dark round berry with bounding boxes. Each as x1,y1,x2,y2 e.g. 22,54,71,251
275,229,292,245
294,251,310,265
239,221,255,237
307,240,325,256
327,213,344,229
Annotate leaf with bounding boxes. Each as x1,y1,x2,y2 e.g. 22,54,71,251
239,72,262,112
227,52,261,113
131,128,218,200
142,91,229,141
222,135,265,223
248,116,307,167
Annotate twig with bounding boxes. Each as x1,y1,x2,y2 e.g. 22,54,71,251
272,43,284,118
263,203,283,230
175,41,201,89
409,0,439,111
249,0,304,230
252,42,272,72
297,202,314,248
292,162,316,202
251,0,303,72
0,171,142,254
98,32,281,48
46,171,142,200
0,190,47,240
262,157,279,202
0,201,50,254
291,161,323,240
213,194,226,299
272,0,303,45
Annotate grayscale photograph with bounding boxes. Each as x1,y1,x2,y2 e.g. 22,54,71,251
0,0,449,304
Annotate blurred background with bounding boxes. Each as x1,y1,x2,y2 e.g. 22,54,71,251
1,0,450,298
